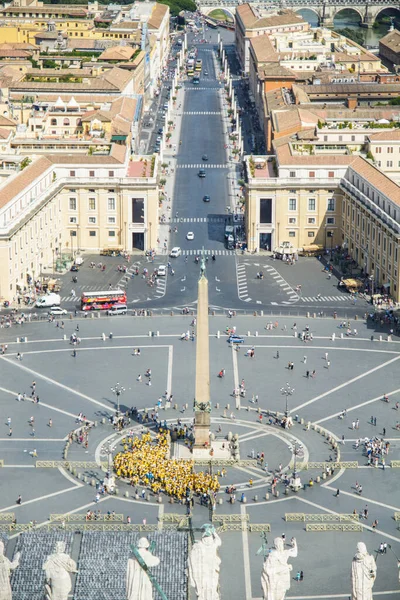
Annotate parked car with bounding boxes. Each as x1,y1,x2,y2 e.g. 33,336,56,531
70,265,79,272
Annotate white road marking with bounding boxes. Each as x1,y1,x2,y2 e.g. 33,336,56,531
241,504,252,600
315,387,400,423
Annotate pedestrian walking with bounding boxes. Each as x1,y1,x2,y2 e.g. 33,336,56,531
303,356,307,364
8,427,12,437
341,434,345,445
325,352,328,361
16,495,22,505
335,489,340,497
300,571,304,581
306,371,310,378
372,520,378,530
383,427,386,436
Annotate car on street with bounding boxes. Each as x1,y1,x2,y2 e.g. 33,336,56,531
203,195,210,202
70,265,79,272
48,307,68,316
156,136,162,142
204,71,208,76
157,265,167,276
186,231,194,241
170,247,182,258
228,335,245,344
202,155,208,161
198,169,206,178
158,128,163,135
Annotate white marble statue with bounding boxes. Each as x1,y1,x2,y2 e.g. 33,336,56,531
0,541,20,600
351,542,376,600
126,537,160,600
43,541,77,600
261,537,298,600
188,524,222,600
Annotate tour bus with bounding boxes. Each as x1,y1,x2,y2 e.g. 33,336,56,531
81,290,127,311
195,59,202,71
186,58,195,77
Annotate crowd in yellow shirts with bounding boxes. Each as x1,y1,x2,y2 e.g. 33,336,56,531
113,430,220,499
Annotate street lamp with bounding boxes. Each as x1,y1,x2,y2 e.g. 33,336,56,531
111,382,125,417
280,382,294,418
101,440,117,474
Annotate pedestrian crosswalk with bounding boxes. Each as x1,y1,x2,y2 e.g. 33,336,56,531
236,263,249,301
184,111,222,115
184,87,221,91
171,217,225,223
182,249,235,256
176,163,228,169
300,295,352,303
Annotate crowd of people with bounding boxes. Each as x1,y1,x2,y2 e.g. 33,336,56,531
113,431,220,499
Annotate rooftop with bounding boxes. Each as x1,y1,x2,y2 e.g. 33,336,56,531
349,156,400,207
379,28,400,53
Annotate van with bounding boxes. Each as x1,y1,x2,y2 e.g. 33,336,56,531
107,304,127,316
36,293,61,308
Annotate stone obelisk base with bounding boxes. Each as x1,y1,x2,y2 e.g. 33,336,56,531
192,411,211,457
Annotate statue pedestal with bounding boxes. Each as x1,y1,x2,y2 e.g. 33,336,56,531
194,411,211,448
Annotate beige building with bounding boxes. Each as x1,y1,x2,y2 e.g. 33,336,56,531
0,149,159,302
366,130,400,181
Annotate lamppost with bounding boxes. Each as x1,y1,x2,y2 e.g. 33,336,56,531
101,440,117,474
369,274,374,302
111,382,125,417
280,382,294,418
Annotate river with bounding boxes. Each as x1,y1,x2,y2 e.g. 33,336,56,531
298,8,400,46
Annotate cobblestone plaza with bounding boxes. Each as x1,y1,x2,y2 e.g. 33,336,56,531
0,313,399,599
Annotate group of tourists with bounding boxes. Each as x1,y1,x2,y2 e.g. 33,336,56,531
113,431,220,499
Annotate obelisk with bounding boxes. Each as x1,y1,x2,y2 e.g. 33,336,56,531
192,254,211,454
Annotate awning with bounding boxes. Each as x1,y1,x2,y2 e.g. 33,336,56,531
111,135,127,142
383,282,391,289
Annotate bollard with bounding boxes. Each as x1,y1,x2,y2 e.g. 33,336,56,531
174,404,178,410
91,479,96,487
355,315,358,320
158,495,163,503
218,498,223,505
83,476,87,483
215,403,219,409
91,312,94,319
331,333,335,341
322,472,326,480
247,331,250,337
300,418,304,425
157,331,160,337
265,493,269,500
227,431,233,441
63,334,67,341
261,311,263,316
97,312,101,318
115,488,119,496
242,496,247,503
313,313,316,319
217,331,220,338
135,493,139,500
254,495,258,502
125,491,129,498
306,312,310,318
147,494,151,502
170,311,173,316
148,331,152,337
255,331,258,337
284,487,288,495
275,490,279,498
379,335,382,342
226,404,230,410
169,497,174,504
16,338,20,343
340,332,344,339
185,403,188,410
101,417,106,425
316,476,320,483
210,432,215,441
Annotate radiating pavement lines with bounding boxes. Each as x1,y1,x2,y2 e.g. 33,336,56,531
0,385,80,423
291,355,400,413
1,356,112,412
314,387,400,424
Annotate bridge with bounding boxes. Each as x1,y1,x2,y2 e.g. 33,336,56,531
199,0,400,28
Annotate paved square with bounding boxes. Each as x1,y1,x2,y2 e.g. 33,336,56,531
0,312,399,599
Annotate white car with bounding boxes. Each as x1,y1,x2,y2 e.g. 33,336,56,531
48,307,68,316
186,232,194,241
157,265,167,276
170,247,182,257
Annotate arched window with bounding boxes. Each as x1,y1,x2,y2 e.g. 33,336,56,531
51,118,57,126
63,118,70,126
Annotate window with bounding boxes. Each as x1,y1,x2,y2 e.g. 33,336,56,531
308,217,316,224
109,170,114,178
89,216,96,224
108,216,116,224
376,147,381,153
89,230,96,237
308,198,316,211
328,171,334,178
327,198,335,211
63,118,70,126
89,170,95,178
288,217,296,224
289,171,296,178
288,231,296,237
69,170,75,177
108,230,116,237
309,171,315,178
326,217,335,225
388,147,393,154
387,161,393,168
69,198,76,210
69,217,77,224
308,231,314,238
351,135,355,142
132,198,144,223
89,198,96,210
289,198,297,211
51,118,57,126
260,198,272,223
70,230,77,237
108,198,116,211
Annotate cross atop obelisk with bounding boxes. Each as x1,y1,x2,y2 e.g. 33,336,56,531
193,248,211,454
